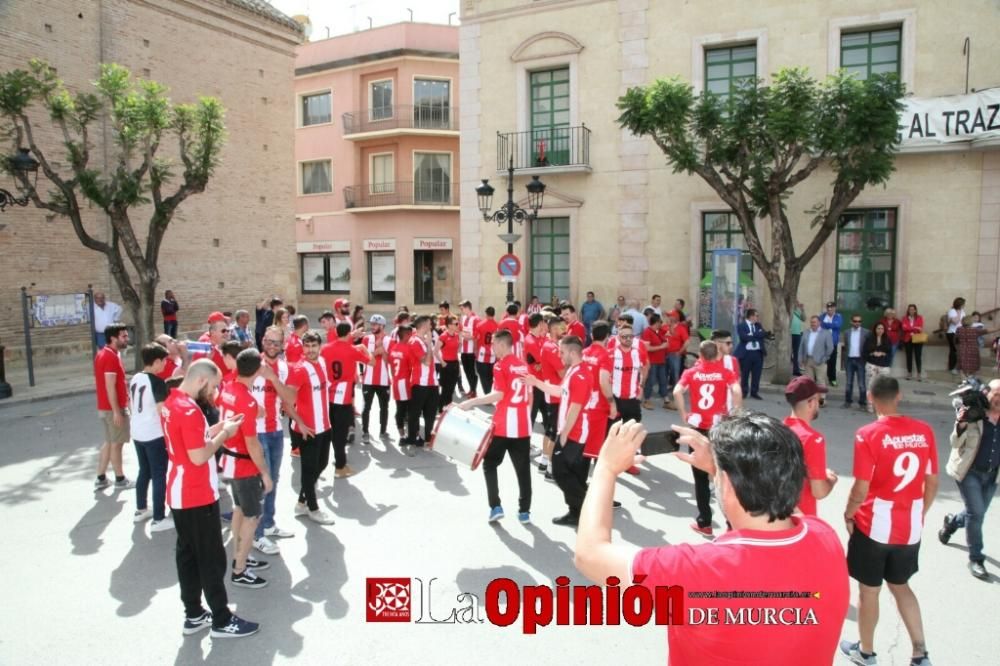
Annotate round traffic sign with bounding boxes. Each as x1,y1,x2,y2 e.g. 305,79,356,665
497,253,521,278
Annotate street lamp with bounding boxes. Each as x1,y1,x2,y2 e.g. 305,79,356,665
0,147,40,212
477,155,545,303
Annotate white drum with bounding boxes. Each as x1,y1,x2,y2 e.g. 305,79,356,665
429,405,495,470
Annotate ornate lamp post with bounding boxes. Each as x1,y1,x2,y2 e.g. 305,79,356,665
476,155,545,303
0,147,40,212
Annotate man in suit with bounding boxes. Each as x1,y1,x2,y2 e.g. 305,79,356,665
842,314,871,409
734,309,767,400
799,316,834,405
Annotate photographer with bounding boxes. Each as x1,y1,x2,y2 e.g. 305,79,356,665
939,378,1000,580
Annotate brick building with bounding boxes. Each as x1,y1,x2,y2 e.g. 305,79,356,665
0,0,302,359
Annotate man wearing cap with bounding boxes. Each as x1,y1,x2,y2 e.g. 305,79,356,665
783,377,838,516
819,302,843,387
193,316,229,376
333,298,364,341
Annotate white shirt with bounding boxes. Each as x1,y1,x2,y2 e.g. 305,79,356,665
848,327,863,358
745,323,760,351
129,372,168,441
647,305,662,316
806,329,819,355
947,308,964,334
93,301,123,332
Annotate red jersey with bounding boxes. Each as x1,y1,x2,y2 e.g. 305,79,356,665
388,340,413,400
408,336,437,387
518,313,530,334
321,340,368,405
289,360,330,433
722,354,741,378
218,381,261,479
157,357,179,382
678,359,738,430
852,415,939,545
664,323,690,355
611,344,648,400
439,331,461,363
325,327,337,344
558,363,592,444
193,346,227,376
631,516,849,666
284,332,304,364
492,355,532,438
540,339,564,405
498,317,524,358
783,416,828,516
460,313,478,354
582,344,613,457
523,333,545,379
361,334,391,386
162,388,218,509
252,357,289,433
94,345,128,411
642,327,668,365
475,318,499,363
566,320,586,341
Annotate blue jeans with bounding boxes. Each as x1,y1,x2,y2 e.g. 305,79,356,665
950,468,998,562
643,363,668,400
255,430,285,538
887,343,898,368
135,437,168,520
665,353,683,391
95,332,106,350
844,357,867,405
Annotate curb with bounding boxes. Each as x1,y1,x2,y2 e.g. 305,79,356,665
754,383,949,408
0,386,94,410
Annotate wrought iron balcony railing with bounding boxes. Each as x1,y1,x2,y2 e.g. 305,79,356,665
343,181,460,209
341,105,459,135
496,125,590,171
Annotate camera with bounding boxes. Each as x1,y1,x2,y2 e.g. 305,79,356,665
950,377,990,423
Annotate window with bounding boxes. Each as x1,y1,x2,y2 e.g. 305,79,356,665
368,252,396,304
301,160,331,195
301,92,331,126
414,152,451,204
530,217,570,302
414,251,434,304
705,45,757,103
530,67,570,165
701,212,753,278
414,79,450,129
840,28,901,80
370,80,393,121
835,208,896,328
301,253,350,293
370,153,394,194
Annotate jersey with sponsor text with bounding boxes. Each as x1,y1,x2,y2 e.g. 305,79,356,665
321,340,368,405
219,380,261,479
524,332,544,379
783,416,828,516
388,340,413,401
612,344,648,400
474,318,499,364
408,336,438,387
361,334,391,386
252,356,289,433
289,360,330,433
284,332,304,364
460,313,478,354
163,388,218,509
558,363,592,444
678,359,738,430
498,318,524,358
492,355,532,438
540,339,564,405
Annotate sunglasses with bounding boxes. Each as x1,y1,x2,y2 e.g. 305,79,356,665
619,335,634,340
852,320,862,324
263,339,282,346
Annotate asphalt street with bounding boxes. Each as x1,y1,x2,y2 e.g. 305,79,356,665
0,392,996,665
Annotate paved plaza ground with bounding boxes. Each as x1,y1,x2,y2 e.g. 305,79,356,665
0,391,996,665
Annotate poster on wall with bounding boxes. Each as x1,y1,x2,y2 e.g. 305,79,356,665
370,253,395,291
33,293,90,327
329,255,351,292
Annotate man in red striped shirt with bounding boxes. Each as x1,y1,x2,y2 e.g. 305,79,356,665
406,316,439,451
288,331,335,525
474,307,499,394
388,325,414,445
360,314,392,442
459,329,533,524
536,316,566,476
321,322,371,478
284,315,308,364
611,325,648,424
499,303,525,359
458,300,479,398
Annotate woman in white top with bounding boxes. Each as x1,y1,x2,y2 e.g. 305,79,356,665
946,296,966,374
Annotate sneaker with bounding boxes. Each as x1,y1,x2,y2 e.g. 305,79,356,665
489,506,505,523
230,568,268,589
264,526,294,539
663,400,677,410
552,512,579,527
839,640,877,665
294,502,309,516
641,400,653,410
362,432,371,444
290,448,301,458
308,510,335,525
537,462,548,472
133,509,153,523
94,477,111,490
910,655,932,666
938,514,955,544
210,615,260,639
335,465,355,478
612,500,623,508
114,477,136,490
842,402,853,409
405,445,417,457
690,522,714,538
253,536,280,555
518,512,531,524
233,556,270,571
221,511,233,523
150,516,175,533
830,380,838,387
379,430,390,438
182,611,212,635
969,560,989,580
544,470,554,481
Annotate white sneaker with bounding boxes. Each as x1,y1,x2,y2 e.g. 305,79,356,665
133,509,153,523
307,510,335,525
253,536,280,555
150,516,175,532
263,526,294,539
294,502,309,516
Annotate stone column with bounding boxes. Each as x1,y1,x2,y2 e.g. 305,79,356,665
976,152,1000,311
459,22,484,305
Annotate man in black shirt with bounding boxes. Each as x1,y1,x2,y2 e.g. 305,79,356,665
254,297,283,349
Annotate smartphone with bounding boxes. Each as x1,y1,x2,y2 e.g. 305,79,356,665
640,430,681,457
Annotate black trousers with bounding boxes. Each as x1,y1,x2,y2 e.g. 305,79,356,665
173,501,232,628
827,346,839,383
329,404,352,469
461,353,478,394
295,428,331,511
395,399,409,434
947,332,958,371
362,385,390,434
552,439,590,514
740,351,763,396
905,341,924,374
439,361,461,411
476,361,495,394
408,385,438,445
613,397,642,424
691,428,712,527
482,436,532,513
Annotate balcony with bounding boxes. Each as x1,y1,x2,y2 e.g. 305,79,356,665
496,125,591,175
341,105,459,139
343,181,460,211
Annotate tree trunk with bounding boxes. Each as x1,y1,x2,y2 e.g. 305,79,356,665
133,277,158,372
769,292,793,385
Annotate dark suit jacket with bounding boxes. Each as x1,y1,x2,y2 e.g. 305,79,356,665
841,326,871,359
734,320,768,359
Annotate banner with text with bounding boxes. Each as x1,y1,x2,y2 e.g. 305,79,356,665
899,88,1000,151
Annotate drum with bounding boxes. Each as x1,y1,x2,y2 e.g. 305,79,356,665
429,405,495,470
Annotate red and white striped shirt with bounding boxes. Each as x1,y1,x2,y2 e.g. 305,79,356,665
612,344,648,399
290,360,330,433
408,336,437,387
252,356,289,434
475,319,498,364
499,317,524,359
361,334,391,386
460,313,478,354
388,340,413,400
321,340,368,405
558,363,592,444
492,355,532,438
162,388,218,509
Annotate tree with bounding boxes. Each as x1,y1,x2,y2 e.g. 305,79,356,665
0,60,225,367
617,68,903,382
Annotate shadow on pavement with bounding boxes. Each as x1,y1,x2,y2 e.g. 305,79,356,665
290,520,349,620
493,522,576,584
70,491,126,556
109,525,177,616
0,446,99,506
329,479,398,526
455,564,541,603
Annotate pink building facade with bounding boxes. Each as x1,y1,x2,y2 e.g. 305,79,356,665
294,23,460,313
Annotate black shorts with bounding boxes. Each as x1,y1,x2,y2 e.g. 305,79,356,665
230,475,264,518
544,403,559,441
847,529,920,587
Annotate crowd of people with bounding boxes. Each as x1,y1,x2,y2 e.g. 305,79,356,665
86,289,997,658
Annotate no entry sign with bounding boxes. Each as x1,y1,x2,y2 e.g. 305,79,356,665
497,254,521,279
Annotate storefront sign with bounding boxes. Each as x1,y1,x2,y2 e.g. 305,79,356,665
412,237,453,250
899,88,1000,151
296,240,350,253
363,239,396,251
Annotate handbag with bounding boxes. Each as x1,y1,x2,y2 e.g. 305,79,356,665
910,333,928,344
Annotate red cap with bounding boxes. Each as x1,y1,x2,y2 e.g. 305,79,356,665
785,376,828,403
334,298,349,310
207,311,226,324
